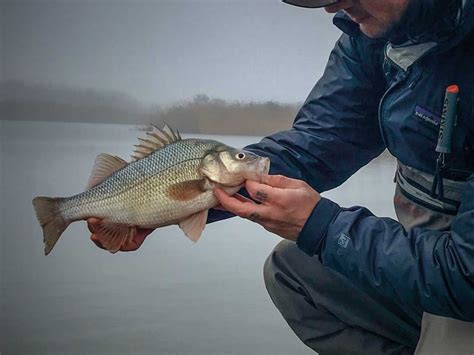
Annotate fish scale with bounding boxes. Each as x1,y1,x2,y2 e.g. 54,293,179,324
61,139,219,225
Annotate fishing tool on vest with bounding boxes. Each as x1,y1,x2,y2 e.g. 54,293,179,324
431,85,459,199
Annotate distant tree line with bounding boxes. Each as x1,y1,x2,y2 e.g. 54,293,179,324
0,81,300,135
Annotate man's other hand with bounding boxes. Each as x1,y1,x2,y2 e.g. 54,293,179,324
214,174,321,241
87,218,153,252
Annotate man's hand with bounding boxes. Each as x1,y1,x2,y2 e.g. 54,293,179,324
214,174,321,241
87,218,153,252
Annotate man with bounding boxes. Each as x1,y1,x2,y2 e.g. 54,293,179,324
89,0,474,353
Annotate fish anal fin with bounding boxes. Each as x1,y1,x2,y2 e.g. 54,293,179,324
179,209,208,242
95,222,136,253
166,179,207,201
87,153,127,189
131,124,181,162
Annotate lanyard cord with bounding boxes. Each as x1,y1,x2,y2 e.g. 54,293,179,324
430,85,459,199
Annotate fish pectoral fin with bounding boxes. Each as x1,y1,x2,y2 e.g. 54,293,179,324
95,221,136,253
200,178,216,191
166,179,207,201
179,209,209,243
87,153,127,189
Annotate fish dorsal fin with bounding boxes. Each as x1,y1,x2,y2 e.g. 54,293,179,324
131,123,181,161
87,153,127,189
179,209,209,242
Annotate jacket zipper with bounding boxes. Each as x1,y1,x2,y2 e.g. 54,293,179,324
378,48,411,151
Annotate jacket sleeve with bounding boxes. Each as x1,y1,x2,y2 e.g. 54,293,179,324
298,173,474,321
245,33,386,192
207,33,386,223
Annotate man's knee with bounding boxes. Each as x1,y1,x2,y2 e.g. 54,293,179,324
263,239,317,297
263,239,341,309
264,240,296,285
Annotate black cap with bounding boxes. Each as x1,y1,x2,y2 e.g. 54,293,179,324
282,0,340,8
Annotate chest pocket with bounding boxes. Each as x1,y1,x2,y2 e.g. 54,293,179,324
410,103,442,139
380,36,474,176
381,68,446,172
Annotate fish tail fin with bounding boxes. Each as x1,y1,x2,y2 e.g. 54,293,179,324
32,197,69,255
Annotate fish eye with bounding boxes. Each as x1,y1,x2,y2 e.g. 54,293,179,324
236,152,246,160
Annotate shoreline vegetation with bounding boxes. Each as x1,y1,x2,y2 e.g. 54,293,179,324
0,81,394,161
0,81,299,136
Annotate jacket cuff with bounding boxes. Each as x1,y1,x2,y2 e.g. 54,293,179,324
296,197,341,256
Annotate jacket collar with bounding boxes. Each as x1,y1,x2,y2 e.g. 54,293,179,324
333,12,361,37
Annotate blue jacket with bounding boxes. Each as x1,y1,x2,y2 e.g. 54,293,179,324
210,3,474,321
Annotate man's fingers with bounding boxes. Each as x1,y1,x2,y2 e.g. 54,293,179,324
214,188,251,216
262,174,304,189
234,193,254,203
245,180,275,204
213,204,227,211
214,188,263,219
247,175,305,204
215,192,253,205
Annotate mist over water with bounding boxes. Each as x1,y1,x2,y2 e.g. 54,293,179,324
3,0,338,106
1,121,396,355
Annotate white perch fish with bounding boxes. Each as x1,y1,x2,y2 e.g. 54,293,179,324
32,125,270,255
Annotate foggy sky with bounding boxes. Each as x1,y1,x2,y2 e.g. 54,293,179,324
1,3,4,83
2,0,341,105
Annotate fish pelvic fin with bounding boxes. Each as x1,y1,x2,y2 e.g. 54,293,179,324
32,197,69,255
179,209,209,242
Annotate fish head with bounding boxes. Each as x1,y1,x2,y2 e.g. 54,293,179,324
199,146,270,186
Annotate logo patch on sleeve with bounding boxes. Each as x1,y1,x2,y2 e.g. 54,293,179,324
337,233,350,248
414,105,441,127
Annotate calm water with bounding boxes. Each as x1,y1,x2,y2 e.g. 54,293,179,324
0,120,396,355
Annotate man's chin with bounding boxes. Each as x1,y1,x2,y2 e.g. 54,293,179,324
359,22,395,39
359,24,387,39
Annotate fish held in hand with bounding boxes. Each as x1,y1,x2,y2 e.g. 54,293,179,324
32,125,270,255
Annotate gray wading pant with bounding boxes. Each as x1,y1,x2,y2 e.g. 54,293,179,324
264,240,421,355
263,162,466,355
